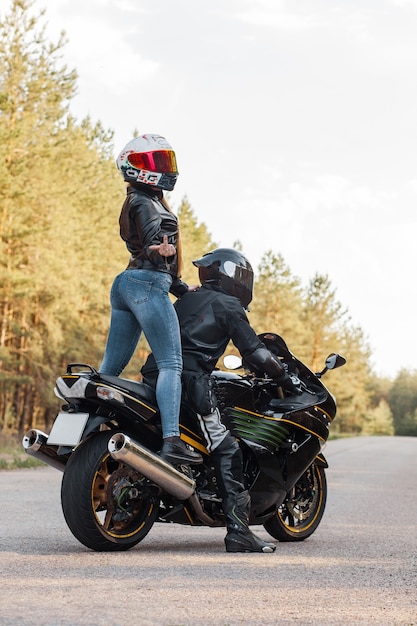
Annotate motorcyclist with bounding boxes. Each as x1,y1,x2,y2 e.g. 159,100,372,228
100,133,201,466
142,248,301,553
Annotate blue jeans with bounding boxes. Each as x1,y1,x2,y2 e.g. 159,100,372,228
100,270,182,438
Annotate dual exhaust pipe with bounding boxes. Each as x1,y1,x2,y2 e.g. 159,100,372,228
23,429,196,501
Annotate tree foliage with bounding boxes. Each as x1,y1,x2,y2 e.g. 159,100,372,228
361,399,394,436
0,0,413,439
0,0,124,432
176,195,217,285
251,251,304,352
388,369,417,436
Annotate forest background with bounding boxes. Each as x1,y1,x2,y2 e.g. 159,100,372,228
1,0,417,444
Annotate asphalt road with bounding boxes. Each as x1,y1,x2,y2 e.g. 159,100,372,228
0,436,416,626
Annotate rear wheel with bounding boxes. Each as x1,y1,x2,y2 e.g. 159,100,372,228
264,463,327,541
61,431,158,551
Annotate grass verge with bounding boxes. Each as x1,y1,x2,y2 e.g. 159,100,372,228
0,434,43,470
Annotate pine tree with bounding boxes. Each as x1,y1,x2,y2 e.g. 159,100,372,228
300,274,373,433
300,274,345,371
176,195,216,284
251,250,305,354
0,2,382,438
362,399,394,436
0,0,76,431
0,0,124,434
388,369,417,436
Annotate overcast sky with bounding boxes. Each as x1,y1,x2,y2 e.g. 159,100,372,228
6,0,417,378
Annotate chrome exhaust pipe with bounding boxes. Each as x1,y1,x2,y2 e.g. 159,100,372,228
22,429,67,472
108,433,195,501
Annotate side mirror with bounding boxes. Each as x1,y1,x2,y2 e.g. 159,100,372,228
325,353,346,370
316,353,346,378
223,355,243,370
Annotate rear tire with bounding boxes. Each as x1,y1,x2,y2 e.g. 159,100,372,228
61,431,158,551
264,463,327,541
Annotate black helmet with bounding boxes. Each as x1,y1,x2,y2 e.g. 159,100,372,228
193,248,254,309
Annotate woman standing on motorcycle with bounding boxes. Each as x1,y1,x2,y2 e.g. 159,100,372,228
99,134,201,466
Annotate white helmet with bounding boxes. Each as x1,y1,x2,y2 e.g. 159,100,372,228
116,134,178,191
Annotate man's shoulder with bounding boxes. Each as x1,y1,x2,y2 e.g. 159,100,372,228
191,287,240,305
188,288,245,318
198,285,239,302
175,286,232,312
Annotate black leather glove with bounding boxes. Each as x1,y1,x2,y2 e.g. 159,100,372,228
276,372,303,395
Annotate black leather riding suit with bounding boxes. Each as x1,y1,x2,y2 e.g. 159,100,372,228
172,285,287,376
141,284,293,450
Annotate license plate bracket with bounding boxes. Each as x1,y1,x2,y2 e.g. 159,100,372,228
47,412,89,446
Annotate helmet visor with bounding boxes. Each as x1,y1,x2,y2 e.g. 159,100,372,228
127,150,178,174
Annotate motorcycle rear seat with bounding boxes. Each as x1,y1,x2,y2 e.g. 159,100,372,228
98,375,156,404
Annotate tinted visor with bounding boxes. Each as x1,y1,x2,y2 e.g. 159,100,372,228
127,150,178,174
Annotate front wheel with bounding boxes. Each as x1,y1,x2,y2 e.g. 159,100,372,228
61,431,159,551
263,463,327,541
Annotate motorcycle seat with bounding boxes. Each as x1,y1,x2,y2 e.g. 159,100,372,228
99,375,156,404
211,370,241,381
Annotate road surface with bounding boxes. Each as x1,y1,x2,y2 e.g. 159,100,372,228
0,436,416,625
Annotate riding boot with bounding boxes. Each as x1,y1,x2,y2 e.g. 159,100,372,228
211,434,276,553
159,436,203,465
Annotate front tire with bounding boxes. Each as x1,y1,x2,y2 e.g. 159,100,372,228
264,463,327,541
61,431,158,551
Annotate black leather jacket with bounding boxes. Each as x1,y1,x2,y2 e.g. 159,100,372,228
142,284,289,382
119,183,188,297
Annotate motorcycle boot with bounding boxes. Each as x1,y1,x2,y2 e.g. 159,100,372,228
159,436,203,465
211,434,276,553
223,491,276,553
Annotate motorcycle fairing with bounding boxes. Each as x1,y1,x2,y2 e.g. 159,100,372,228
244,431,323,523
314,452,328,468
279,409,330,443
56,373,157,421
179,422,209,455
225,406,290,452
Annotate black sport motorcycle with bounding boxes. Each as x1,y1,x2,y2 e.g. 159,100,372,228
23,332,345,552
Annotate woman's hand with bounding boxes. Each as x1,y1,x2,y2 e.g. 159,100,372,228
149,235,176,257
